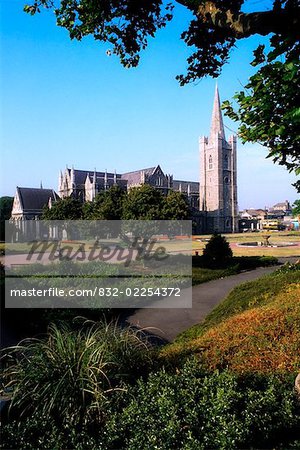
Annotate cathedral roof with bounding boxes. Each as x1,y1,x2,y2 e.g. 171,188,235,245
69,169,122,185
121,167,157,184
67,167,171,187
16,187,59,213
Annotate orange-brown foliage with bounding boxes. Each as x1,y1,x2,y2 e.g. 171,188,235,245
162,284,300,375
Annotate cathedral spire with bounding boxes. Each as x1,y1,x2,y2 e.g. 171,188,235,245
210,84,225,140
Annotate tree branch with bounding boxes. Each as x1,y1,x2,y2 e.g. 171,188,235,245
176,0,300,38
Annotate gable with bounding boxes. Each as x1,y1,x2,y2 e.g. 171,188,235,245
11,189,23,215
152,165,165,177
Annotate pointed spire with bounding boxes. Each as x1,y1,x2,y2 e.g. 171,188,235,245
210,84,225,140
40,180,43,189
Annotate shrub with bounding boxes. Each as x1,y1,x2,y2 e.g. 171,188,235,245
2,360,300,449
192,255,278,270
1,411,108,450
104,360,300,450
231,255,278,270
202,233,233,268
275,261,300,274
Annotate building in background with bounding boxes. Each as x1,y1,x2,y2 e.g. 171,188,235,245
10,186,59,239
238,201,294,232
11,187,59,221
269,200,292,215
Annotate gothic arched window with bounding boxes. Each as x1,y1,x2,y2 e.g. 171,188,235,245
208,155,213,170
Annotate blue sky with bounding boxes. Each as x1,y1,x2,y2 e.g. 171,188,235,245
0,0,298,209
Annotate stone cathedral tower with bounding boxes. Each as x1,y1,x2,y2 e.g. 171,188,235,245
199,86,238,233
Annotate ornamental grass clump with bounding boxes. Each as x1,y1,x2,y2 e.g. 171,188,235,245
1,319,155,427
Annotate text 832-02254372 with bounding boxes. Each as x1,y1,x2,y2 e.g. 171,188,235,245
98,287,181,297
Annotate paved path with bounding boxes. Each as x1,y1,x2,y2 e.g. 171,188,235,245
125,265,283,342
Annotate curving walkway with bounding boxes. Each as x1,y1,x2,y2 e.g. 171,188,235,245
125,265,285,342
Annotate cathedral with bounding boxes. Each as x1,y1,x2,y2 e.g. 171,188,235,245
11,86,238,234
58,165,199,209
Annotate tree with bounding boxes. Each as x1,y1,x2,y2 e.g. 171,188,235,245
83,186,126,237
162,191,190,220
122,184,163,220
82,200,95,220
223,43,300,191
0,196,14,241
24,0,300,182
292,199,300,216
42,197,83,220
202,232,233,268
99,185,125,220
0,196,14,221
84,186,125,220
24,0,300,81
121,185,164,244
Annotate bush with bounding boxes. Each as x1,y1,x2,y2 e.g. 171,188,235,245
105,360,300,450
275,261,300,274
202,233,233,268
192,255,278,272
231,255,278,270
2,359,299,450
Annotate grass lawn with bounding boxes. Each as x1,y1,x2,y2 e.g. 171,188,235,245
193,231,300,257
230,245,300,257
1,239,121,255
154,231,300,257
2,231,299,257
